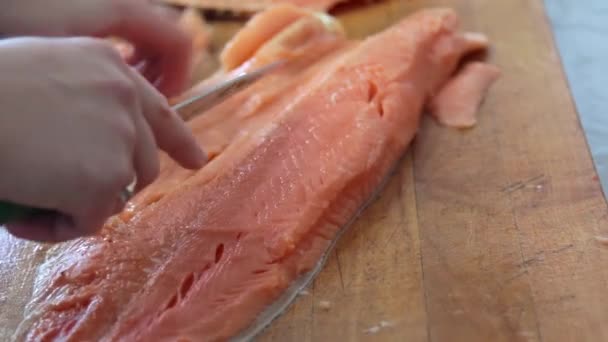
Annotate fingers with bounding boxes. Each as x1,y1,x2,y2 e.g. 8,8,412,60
128,68,207,170
67,67,204,240
112,1,193,97
72,162,135,240
130,102,161,192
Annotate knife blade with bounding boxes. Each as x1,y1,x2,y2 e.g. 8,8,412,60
0,61,284,225
173,60,284,120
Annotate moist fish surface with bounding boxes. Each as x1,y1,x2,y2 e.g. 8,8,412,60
13,5,499,341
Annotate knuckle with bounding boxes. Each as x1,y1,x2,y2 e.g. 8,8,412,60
88,58,137,107
70,158,133,227
112,75,138,106
76,147,134,196
75,160,101,190
82,38,119,58
114,116,137,147
73,166,116,213
100,157,134,196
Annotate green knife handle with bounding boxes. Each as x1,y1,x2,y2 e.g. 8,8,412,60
0,201,57,224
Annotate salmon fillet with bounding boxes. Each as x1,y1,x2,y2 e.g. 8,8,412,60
162,0,348,13
14,5,498,341
429,61,501,128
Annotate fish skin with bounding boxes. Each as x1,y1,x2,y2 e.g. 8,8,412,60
14,6,498,342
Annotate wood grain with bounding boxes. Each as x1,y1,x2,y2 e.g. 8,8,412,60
261,154,428,341
2,0,608,341
261,0,608,340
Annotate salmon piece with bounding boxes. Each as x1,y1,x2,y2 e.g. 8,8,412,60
179,7,213,66
219,5,343,71
429,61,501,128
162,0,348,13
173,5,345,103
219,4,312,70
14,6,498,342
181,8,212,43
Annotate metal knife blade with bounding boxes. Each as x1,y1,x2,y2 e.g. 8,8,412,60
173,60,284,121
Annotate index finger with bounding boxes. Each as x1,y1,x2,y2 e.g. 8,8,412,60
128,68,207,170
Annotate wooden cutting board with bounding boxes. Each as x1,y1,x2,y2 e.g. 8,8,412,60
2,0,608,341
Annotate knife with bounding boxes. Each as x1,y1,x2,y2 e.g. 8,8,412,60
174,60,284,121
0,61,284,225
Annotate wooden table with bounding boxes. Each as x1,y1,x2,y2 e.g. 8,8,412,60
2,0,608,341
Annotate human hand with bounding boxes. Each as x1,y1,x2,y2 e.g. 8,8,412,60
0,37,206,242
0,0,192,97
